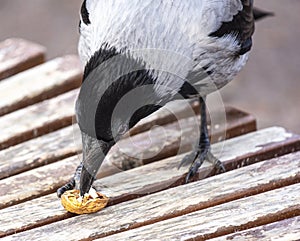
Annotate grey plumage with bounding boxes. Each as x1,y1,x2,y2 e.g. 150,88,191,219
57,0,271,197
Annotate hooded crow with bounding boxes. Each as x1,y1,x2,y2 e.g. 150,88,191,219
57,0,271,198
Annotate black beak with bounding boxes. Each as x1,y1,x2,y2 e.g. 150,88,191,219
79,138,113,196
80,164,95,196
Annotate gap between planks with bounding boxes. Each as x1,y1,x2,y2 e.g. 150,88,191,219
1,151,299,240
0,127,299,238
96,183,300,241
109,106,256,171
0,126,80,180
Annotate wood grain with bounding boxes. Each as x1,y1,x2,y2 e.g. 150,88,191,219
0,89,78,150
2,153,299,240
0,126,80,180
129,100,255,139
109,106,256,171
210,216,300,241
0,38,46,81
0,106,254,178
97,127,300,204
0,156,79,210
97,184,300,241
0,55,82,116
0,129,299,238
0,127,297,209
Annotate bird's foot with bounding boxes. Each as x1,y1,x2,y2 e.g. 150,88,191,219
57,163,83,198
57,178,75,198
179,147,225,183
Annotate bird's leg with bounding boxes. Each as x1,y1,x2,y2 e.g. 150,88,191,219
179,96,225,183
57,162,85,198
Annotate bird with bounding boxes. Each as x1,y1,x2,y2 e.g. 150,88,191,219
57,0,272,198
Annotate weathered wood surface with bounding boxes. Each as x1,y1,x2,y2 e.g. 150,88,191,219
0,129,299,238
1,126,294,210
210,216,300,241
0,55,82,116
128,99,200,136
97,184,300,241
0,38,46,81
0,156,79,210
109,106,256,170
0,89,78,150
2,153,299,240
129,100,255,139
0,126,80,180
98,127,300,203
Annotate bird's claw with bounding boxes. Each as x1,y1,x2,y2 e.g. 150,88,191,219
179,149,225,183
57,178,75,198
178,151,198,169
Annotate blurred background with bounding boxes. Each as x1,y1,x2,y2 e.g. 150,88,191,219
0,0,299,133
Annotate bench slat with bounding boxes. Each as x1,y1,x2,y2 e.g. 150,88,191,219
0,89,78,150
110,106,256,170
210,216,300,241
0,156,78,210
96,184,300,241
0,105,255,178
97,127,300,203
0,38,46,81
0,126,79,180
0,128,299,238
129,100,255,139
0,55,81,116
2,153,299,240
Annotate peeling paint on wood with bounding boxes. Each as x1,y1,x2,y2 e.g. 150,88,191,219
0,126,80,179
0,89,78,150
0,136,299,238
0,38,46,81
210,216,300,241
0,55,82,116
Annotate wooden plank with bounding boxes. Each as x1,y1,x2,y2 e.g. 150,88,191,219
0,89,78,150
129,100,255,139
2,153,299,240
98,127,300,203
109,106,256,171
128,99,201,136
0,126,80,180
96,184,300,241
0,38,46,81
0,105,254,177
0,156,78,210
0,129,299,238
0,55,82,116
210,216,300,241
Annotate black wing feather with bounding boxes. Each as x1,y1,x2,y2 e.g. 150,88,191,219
209,0,255,55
